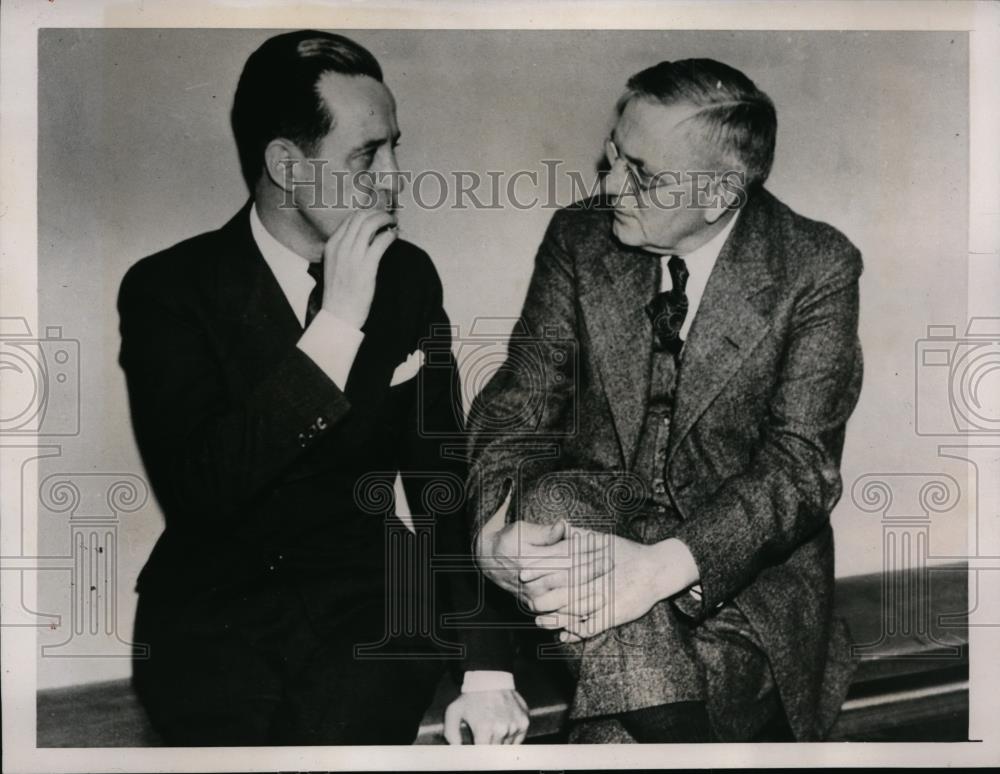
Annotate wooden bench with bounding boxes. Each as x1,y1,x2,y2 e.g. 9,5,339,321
37,563,968,746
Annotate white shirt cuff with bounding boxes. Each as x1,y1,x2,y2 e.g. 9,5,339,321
688,583,723,610
297,309,364,390
461,670,516,693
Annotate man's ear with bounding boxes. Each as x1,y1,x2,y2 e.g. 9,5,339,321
263,138,304,194
702,171,745,225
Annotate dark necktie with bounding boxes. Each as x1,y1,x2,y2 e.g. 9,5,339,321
305,259,324,327
645,255,689,356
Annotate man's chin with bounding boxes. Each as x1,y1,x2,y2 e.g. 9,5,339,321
611,217,642,246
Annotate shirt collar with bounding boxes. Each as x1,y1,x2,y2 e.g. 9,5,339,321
678,208,740,265
249,201,315,270
249,202,317,326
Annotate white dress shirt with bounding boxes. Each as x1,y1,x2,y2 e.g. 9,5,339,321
250,204,365,389
250,204,514,694
661,209,740,607
660,209,740,340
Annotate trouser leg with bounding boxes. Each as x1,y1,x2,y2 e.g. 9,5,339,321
617,700,717,743
132,596,284,746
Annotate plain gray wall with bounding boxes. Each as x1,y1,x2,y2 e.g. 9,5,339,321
35,29,969,688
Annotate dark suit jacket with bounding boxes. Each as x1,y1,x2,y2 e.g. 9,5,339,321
118,201,511,672
467,188,862,739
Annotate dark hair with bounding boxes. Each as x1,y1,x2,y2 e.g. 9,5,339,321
231,30,383,190
620,58,777,190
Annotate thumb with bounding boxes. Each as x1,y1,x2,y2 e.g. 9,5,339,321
529,519,566,546
443,699,464,745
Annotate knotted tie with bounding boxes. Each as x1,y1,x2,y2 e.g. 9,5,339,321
305,260,324,327
645,255,689,357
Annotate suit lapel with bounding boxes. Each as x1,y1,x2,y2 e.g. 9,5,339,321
216,201,308,383
216,202,411,392
667,194,777,463
580,233,658,467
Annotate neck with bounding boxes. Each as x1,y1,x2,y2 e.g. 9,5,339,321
647,209,737,256
253,183,325,262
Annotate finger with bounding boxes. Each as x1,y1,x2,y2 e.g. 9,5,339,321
352,209,397,252
443,702,463,745
520,569,565,593
336,209,372,257
469,722,492,745
519,546,613,585
534,611,575,630
513,713,530,745
494,489,513,521
535,613,586,636
555,587,605,618
527,585,571,614
559,629,584,644
367,227,398,264
564,609,610,639
322,212,358,264
519,519,566,547
329,208,359,240
516,539,607,567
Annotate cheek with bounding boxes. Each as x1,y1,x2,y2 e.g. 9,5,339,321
635,208,671,240
301,204,351,241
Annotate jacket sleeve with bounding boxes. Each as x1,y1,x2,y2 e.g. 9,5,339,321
117,262,352,530
673,247,864,619
465,211,580,535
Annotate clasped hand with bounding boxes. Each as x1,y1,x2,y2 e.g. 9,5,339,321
476,498,698,641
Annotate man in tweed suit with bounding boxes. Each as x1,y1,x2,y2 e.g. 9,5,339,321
468,59,862,742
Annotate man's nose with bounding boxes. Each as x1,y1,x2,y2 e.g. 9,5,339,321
603,158,627,204
375,150,404,197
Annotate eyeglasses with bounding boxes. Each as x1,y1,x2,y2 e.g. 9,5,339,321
604,137,686,195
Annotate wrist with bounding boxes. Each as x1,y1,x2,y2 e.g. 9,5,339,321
323,289,368,329
649,538,700,601
324,305,365,329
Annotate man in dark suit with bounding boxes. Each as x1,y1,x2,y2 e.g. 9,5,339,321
468,59,862,742
118,30,528,746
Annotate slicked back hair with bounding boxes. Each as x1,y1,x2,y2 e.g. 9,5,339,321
619,59,777,191
231,30,383,190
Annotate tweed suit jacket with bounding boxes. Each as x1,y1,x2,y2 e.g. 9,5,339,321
467,188,863,740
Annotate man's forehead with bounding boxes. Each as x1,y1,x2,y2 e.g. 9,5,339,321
315,71,397,139
615,97,703,157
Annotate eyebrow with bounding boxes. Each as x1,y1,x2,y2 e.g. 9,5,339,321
353,131,402,155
